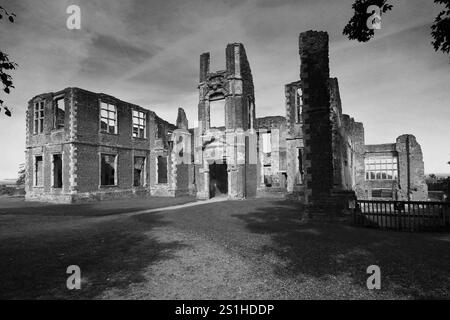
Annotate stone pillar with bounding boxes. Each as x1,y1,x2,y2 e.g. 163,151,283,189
198,53,210,135
226,129,246,199
198,161,210,200
236,129,246,199
200,52,210,83
396,134,428,201
226,44,241,79
171,129,193,196
299,31,333,204
225,43,252,132
176,107,189,130
225,95,237,130
198,101,207,135
246,129,258,198
352,122,366,199
329,78,343,189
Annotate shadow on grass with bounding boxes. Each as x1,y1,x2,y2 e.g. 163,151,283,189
0,211,187,299
233,201,450,299
0,196,196,217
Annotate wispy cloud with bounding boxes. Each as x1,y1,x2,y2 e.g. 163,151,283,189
0,0,448,178
79,33,161,78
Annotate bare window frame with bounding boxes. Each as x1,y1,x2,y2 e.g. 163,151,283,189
364,156,398,181
33,101,45,134
295,87,303,124
100,101,118,134
133,156,146,187
100,153,118,187
51,153,63,188
53,96,65,130
132,110,146,139
261,132,272,154
156,155,168,184
34,155,43,187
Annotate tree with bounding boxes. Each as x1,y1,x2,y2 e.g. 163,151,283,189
426,173,438,186
0,5,18,117
343,0,450,59
16,163,25,186
432,0,450,55
343,0,393,43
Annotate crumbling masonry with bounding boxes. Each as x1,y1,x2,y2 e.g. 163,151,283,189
25,31,428,206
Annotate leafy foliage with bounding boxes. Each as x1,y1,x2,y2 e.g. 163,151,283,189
343,0,393,42
15,176,26,187
16,163,25,186
431,0,450,55
0,5,15,22
0,52,17,94
0,5,17,117
344,0,450,59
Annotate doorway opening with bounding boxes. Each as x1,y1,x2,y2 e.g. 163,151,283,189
53,154,63,188
209,163,228,198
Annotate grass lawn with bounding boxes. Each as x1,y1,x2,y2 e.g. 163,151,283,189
0,197,449,299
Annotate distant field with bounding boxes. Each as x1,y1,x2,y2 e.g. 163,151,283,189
0,179,17,186
428,173,450,178
0,179,24,197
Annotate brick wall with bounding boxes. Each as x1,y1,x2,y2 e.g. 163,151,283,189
351,122,366,199
354,135,427,201
24,35,430,205
25,87,158,203
25,88,74,202
299,31,333,203
396,134,428,200
195,43,256,199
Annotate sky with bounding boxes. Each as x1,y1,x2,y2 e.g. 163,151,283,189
0,0,449,179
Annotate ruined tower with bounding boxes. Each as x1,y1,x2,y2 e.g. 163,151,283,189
195,43,257,200
198,44,256,132
176,107,188,130
299,31,334,205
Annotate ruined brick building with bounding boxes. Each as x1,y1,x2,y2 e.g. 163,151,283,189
25,31,428,203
